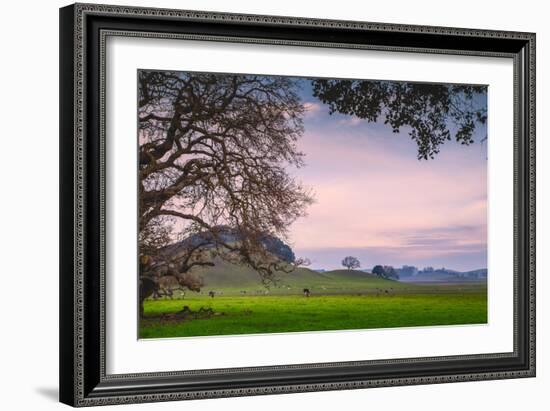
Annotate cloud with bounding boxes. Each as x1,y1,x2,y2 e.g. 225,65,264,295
302,101,323,117
382,225,487,251
337,117,363,127
295,244,487,272
286,121,487,271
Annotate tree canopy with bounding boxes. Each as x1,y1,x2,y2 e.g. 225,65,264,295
372,265,399,280
311,79,487,160
342,256,361,270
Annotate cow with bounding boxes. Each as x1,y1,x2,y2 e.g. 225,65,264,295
208,290,216,298
303,288,311,297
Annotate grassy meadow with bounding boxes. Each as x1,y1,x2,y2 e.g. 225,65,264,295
140,265,487,339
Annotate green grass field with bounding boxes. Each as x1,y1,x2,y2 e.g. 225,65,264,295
140,267,487,339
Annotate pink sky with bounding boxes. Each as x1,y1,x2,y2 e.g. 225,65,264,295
287,99,487,271
149,76,488,271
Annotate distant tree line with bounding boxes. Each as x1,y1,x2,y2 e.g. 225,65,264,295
393,266,487,279
372,265,399,280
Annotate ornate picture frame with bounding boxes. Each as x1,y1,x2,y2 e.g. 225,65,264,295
59,3,535,406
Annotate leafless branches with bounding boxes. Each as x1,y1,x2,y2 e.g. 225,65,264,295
137,71,314,309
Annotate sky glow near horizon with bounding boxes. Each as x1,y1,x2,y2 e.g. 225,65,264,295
287,80,487,271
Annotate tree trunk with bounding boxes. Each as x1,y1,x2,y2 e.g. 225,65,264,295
139,277,158,318
139,298,145,318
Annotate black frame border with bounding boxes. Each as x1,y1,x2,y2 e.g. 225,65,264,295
60,3,535,407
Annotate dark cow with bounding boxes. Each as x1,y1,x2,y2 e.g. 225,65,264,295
208,290,216,298
303,288,310,297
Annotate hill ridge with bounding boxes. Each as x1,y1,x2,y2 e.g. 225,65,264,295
188,262,408,295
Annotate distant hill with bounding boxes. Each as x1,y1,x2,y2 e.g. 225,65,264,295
399,268,487,283
322,269,379,281
162,227,295,263
160,229,407,295
189,262,411,295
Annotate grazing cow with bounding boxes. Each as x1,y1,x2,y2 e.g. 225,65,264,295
208,290,216,298
303,288,311,297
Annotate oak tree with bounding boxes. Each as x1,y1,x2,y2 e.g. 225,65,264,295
342,256,361,270
138,71,314,315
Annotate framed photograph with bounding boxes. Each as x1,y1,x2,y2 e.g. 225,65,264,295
59,3,535,407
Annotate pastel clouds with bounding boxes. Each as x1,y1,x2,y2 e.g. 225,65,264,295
287,111,487,271
302,101,324,117
337,117,363,127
